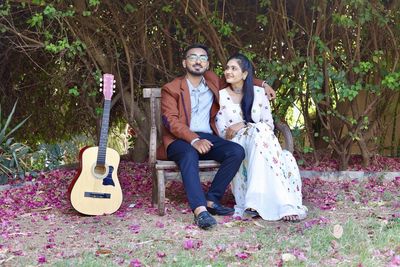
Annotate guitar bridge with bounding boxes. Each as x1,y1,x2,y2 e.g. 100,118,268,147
84,192,111,199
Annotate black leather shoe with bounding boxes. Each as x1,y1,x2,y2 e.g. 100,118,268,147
194,211,217,230
206,202,234,216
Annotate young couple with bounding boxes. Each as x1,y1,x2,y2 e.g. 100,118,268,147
159,44,307,230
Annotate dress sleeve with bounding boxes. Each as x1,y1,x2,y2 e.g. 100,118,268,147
251,86,274,130
259,87,274,130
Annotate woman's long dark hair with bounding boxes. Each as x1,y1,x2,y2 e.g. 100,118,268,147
227,53,254,123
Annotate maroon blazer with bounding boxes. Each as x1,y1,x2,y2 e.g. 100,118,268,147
157,71,263,160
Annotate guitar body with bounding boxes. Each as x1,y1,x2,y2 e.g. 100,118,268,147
69,146,122,215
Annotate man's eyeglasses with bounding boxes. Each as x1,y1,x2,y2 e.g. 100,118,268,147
186,54,208,62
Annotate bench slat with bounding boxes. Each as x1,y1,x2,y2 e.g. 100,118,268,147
156,160,220,170
143,87,161,98
164,170,217,181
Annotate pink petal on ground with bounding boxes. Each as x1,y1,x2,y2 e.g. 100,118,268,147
155,221,165,228
292,248,307,261
394,177,400,186
38,255,46,264
389,255,400,266
183,239,202,250
129,258,142,267
129,224,140,234
157,251,166,258
236,252,249,259
183,239,194,250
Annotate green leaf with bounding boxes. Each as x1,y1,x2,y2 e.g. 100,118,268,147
0,101,30,142
95,107,103,116
43,5,57,18
0,3,10,16
32,0,46,5
256,15,268,26
259,0,271,7
68,86,79,96
27,13,43,28
82,11,91,17
89,0,100,7
162,4,173,13
124,4,137,13
382,72,400,90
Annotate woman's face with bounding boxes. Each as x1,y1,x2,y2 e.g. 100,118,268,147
224,59,248,86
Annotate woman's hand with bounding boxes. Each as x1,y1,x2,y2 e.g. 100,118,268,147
226,122,246,140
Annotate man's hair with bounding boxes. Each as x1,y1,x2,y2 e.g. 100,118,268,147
183,43,209,58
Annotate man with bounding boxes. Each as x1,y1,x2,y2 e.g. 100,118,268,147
159,44,275,230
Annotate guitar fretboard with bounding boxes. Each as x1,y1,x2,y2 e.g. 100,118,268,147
97,100,111,165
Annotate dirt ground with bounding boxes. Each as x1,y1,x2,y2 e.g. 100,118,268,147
1,161,400,266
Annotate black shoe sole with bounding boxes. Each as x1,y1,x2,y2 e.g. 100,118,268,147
206,207,234,216
200,223,217,230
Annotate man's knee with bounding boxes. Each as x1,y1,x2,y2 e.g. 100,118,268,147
168,141,199,162
170,146,199,167
225,143,245,161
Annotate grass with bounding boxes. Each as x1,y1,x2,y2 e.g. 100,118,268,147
39,211,400,266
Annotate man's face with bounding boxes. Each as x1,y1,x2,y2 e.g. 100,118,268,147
182,48,209,76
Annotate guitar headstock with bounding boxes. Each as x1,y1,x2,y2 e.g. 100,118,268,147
100,73,116,100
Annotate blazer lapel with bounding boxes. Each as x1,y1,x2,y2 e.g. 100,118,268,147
180,78,191,125
205,79,220,102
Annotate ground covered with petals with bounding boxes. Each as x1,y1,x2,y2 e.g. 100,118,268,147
1,160,399,266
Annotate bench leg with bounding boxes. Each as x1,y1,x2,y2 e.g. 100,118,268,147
151,168,158,205
157,169,165,216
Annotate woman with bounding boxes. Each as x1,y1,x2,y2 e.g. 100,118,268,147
215,53,307,221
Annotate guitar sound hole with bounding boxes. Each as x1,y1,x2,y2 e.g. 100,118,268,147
94,165,107,176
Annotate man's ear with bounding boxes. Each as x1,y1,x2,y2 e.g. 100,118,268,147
182,60,186,68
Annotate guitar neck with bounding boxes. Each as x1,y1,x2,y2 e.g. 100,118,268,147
97,99,111,166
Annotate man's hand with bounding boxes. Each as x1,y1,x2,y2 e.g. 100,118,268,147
263,83,276,100
192,139,213,154
226,122,246,140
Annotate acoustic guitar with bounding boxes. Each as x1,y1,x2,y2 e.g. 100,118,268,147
68,73,122,215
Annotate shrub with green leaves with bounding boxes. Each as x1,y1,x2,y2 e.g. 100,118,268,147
0,101,31,184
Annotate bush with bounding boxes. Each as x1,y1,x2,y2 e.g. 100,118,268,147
0,101,31,184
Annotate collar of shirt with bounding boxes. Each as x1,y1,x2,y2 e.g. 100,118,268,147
187,77,207,94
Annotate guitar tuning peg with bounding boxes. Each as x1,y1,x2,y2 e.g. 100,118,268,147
99,88,103,92
113,80,116,84
99,83,103,87
100,78,103,82
113,85,116,88
113,90,116,93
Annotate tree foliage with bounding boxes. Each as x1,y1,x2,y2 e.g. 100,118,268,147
1,0,399,170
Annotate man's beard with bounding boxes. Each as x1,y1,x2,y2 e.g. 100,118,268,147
186,65,206,76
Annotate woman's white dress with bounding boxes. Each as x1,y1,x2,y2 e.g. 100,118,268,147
216,86,307,220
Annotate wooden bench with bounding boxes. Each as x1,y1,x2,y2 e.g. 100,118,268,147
143,88,294,216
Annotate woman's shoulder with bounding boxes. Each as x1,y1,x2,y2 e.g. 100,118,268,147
219,87,229,95
253,85,265,95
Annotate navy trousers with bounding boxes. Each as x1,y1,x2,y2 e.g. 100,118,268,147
167,132,245,211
